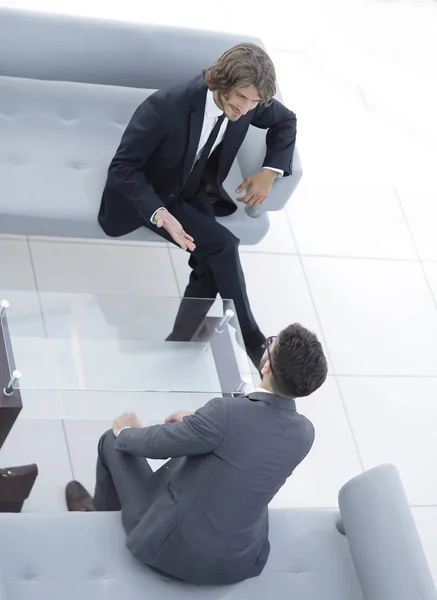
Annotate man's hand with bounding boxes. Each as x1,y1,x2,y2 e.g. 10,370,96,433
164,410,193,424
113,412,141,437
155,209,196,252
236,169,278,206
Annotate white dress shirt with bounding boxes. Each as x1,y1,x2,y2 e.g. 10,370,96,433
150,89,283,223
195,88,229,162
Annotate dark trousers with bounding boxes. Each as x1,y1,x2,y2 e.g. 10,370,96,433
144,191,265,350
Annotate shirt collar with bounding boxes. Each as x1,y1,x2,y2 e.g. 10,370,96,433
248,389,297,412
205,88,225,119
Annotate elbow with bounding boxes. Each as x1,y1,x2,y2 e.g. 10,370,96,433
288,114,297,136
105,160,124,189
287,108,297,124
108,158,129,179
106,159,142,188
284,110,297,136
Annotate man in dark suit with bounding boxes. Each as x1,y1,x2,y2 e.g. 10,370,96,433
98,43,296,366
65,323,328,586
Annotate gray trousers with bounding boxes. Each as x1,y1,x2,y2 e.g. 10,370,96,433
93,430,180,580
93,429,154,534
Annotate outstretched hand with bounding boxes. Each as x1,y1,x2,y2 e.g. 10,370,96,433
156,210,196,252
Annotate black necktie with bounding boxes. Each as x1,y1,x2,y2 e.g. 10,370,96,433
183,113,226,201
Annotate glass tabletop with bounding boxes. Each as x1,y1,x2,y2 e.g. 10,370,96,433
0,292,255,397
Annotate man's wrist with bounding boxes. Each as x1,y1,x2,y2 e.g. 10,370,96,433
150,207,168,225
115,426,132,438
262,167,283,179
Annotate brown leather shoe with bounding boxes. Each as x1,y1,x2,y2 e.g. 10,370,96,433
65,480,96,512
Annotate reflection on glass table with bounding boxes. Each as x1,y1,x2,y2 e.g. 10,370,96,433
0,293,255,420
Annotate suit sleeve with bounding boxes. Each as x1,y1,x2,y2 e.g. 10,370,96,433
251,99,297,176
115,397,228,459
105,94,168,222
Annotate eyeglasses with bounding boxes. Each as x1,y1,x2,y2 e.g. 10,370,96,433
266,335,277,376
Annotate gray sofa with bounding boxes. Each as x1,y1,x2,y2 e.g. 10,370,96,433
0,8,302,245
0,464,435,600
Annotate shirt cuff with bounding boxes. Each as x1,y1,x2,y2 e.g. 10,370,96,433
150,207,168,225
116,426,132,438
262,167,284,178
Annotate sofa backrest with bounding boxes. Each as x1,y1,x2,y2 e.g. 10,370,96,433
0,8,263,91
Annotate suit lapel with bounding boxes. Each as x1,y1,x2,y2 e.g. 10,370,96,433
181,76,251,187
182,79,208,186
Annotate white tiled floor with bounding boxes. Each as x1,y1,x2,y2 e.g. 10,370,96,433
287,183,417,260
239,209,298,255
270,377,363,509
2,0,437,584
302,257,437,376
29,239,179,296
0,239,35,289
338,376,437,505
0,418,72,511
240,253,327,345
424,262,437,305
396,187,437,262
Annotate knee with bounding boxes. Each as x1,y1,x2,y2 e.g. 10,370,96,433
220,230,240,252
98,429,115,457
200,228,240,257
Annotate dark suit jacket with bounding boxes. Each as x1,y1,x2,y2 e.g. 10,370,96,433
98,75,297,237
115,391,314,585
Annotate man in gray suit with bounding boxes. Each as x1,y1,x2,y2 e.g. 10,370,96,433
66,323,328,586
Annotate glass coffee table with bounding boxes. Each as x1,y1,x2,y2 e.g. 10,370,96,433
0,293,256,436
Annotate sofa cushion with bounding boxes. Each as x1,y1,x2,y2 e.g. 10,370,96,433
0,75,269,244
0,75,151,220
0,509,362,600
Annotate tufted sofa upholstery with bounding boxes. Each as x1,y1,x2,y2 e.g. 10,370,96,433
0,75,161,240
0,465,435,600
0,8,302,245
0,509,359,600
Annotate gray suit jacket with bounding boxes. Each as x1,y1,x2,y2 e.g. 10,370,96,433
115,391,315,585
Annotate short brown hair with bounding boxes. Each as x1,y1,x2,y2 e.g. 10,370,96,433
270,324,328,398
203,43,276,106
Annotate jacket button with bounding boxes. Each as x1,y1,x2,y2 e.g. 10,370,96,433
169,192,175,199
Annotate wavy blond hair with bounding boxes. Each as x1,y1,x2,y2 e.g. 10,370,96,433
203,43,276,106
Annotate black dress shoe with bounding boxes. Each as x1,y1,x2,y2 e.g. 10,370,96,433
66,480,96,512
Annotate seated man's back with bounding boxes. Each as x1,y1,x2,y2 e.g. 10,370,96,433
133,393,313,584
119,325,327,585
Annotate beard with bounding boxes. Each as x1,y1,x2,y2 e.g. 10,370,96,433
258,354,269,376
217,92,240,121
